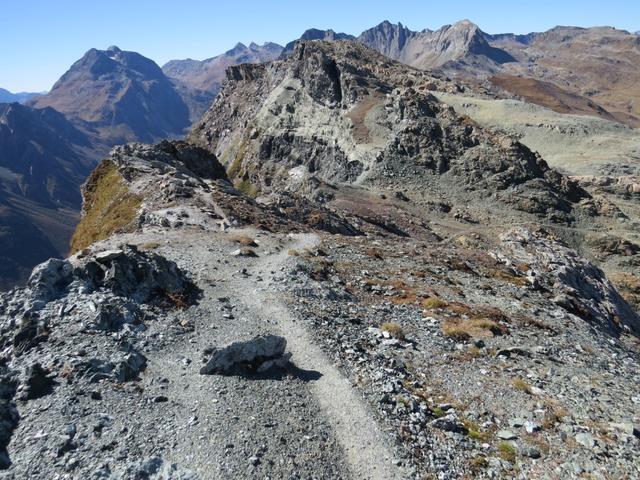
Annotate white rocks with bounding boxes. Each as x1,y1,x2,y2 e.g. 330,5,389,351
496,430,518,440
94,249,124,262
575,432,595,448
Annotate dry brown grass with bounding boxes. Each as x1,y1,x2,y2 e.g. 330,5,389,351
422,297,448,309
610,272,640,311
365,247,383,259
381,322,406,340
441,321,472,341
442,317,508,340
228,234,258,247
542,400,570,429
487,267,529,286
512,377,532,394
498,441,517,462
523,433,550,456
70,160,142,254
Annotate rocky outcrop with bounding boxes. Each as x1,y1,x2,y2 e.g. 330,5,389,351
190,41,587,221
0,244,198,468
498,227,640,335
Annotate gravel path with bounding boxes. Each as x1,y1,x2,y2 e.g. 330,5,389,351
130,229,404,479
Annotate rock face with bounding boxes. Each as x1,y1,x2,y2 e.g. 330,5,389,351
190,40,586,221
0,103,100,289
30,46,191,144
498,227,640,335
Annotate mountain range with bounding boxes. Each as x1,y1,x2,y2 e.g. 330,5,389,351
0,88,45,104
28,46,191,145
1,18,640,287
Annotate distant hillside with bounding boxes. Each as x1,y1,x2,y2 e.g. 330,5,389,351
162,41,283,117
0,103,100,288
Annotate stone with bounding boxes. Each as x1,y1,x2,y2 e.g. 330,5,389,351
495,347,531,358
230,248,257,257
113,351,147,382
497,430,518,440
575,432,595,448
94,249,124,262
524,421,541,433
19,363,55,400
521,446,541,459
200,335,288,375
430,415,467,434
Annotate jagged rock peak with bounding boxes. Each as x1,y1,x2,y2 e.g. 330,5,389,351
190,40,587,223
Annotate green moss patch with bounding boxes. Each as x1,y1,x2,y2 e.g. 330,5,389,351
70,160,141,254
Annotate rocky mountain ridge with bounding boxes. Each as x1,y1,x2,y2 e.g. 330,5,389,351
162,41,284,119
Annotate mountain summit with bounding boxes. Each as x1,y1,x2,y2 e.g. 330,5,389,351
30,47,190,144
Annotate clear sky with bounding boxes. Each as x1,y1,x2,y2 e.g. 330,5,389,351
1,0,638,92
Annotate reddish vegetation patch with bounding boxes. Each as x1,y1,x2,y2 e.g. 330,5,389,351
490,74,622,124
346,94,383,143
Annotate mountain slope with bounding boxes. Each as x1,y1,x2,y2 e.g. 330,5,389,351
30,46,191,144
490,26,640,126
0,103,99,287
164,42,284,94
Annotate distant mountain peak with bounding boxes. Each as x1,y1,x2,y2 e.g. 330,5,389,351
226,43,248,56
30,46,190,143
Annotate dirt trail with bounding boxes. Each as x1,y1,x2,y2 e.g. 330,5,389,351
248,233,405,479
139,230,404,479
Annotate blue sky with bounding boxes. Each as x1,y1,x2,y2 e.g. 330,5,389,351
2,0,638,92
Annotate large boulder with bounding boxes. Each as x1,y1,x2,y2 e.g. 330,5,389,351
200,335,289,375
